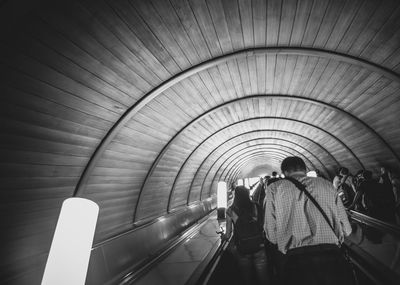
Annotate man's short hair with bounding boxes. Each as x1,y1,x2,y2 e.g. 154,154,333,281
355,169,363,177
361,170,372,180
281,156,306,173
339,167,349,175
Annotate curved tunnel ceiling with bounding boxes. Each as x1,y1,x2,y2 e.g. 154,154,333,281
239,161,278,179
169,134,330,207
230,155,283,180
3,1,400,276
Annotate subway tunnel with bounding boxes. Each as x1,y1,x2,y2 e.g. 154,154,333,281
1,0,400,284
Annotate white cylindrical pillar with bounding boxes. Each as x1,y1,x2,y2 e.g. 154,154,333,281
42,198,99,285
217,181,227,209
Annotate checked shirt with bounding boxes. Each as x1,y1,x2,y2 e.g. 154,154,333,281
263,173,352,254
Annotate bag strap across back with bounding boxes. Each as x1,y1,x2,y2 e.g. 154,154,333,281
285,177,336,236
285,177,358,284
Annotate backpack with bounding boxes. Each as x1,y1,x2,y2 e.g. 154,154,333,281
232,205,263,254
338,182,355,208
362,181,394,213
362,183,377,212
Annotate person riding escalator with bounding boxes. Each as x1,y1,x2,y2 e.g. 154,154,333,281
349,170,396,223
222,186,270,285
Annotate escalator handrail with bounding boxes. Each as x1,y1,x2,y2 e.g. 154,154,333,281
345,211,400,285
199,236,232,285
186,233,233,285
348,210,400,236
343,240,399,285
119,212,215,285
189,211,400,285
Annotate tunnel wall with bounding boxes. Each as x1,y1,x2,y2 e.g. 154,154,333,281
2,1,400,284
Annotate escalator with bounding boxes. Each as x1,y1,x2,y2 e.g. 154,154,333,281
193,211,400,285
344,211,400,285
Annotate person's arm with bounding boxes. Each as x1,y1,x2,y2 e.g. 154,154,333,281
349,176,356,193
252,185,261,204
348,188,362,210
264,185,277,244
333,176,340,190
341,175,349,186
222,210,233,241
393,178,400,205
263,185,267,212
335,193,352,242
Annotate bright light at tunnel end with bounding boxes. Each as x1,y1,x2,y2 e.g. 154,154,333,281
217,181,227,209
217,182,227,219
41,198,99,285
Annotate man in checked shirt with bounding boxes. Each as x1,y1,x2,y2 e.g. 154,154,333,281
263,156,354,285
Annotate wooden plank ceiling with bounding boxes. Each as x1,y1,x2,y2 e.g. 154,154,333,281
2,0,400,283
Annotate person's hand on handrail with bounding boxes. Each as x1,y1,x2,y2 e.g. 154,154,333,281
221,233,230,242
217,226,231,242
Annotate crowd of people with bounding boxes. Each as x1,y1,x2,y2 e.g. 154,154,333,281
220,157,400,285
332,166,399,224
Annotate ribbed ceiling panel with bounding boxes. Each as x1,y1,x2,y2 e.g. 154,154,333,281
2,1,400,283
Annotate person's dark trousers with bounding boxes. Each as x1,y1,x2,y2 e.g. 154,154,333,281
281,244,355,285
264,241,285,284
